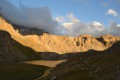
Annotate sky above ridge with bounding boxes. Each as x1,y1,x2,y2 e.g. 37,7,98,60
0,0,120,36
9,0,120,26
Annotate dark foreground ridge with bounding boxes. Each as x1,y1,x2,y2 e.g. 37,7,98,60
0,30,41,61
38,41,120,80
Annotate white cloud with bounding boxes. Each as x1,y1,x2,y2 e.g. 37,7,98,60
92,21,103,27
107,22,120,35
106,9,118,17
55,16,65,23
63,22,74,28
117,24,120,27
55,14,105,36
66,13,80,23
0,0,120,36
55,13,120,36
91,21,104,31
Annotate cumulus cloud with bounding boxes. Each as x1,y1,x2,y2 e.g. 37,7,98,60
0,0,58,34
55,13,105,36
117,24,120,27
55,16,65,23
106,9,118,17
55,13,120,36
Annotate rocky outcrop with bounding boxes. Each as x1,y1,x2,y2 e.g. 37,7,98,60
0,16,120,54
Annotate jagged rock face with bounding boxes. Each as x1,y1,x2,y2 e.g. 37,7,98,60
0,16,120,54
39,34,120,54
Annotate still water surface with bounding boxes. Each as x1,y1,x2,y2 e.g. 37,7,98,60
23,60,66,67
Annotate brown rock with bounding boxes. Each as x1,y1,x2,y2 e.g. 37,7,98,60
0,16,120,54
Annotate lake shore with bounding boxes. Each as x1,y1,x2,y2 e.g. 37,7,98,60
22,60,67,67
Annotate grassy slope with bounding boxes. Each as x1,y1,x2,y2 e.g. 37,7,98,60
0,62,48,80
41,41,120,80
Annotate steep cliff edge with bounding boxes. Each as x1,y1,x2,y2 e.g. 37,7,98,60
0,16,120,54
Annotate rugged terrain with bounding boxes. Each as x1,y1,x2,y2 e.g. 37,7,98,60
39,41,120,80
0,16,120,54
0,16,120,80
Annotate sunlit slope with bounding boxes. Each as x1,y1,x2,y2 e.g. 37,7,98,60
0,16,120,54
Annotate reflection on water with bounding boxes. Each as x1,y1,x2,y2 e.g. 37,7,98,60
22,60,66,67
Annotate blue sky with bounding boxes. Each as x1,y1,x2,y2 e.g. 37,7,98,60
1,0,119,36
9,0,120,26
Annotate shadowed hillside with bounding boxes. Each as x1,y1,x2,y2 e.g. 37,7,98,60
0,30,69,61
39,41,120,80
0,30,41,61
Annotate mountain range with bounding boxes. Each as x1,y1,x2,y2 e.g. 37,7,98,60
0,16,120,54
0,16,120,80
0,16,120,61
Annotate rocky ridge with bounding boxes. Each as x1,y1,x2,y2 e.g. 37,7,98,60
0,16,120,54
